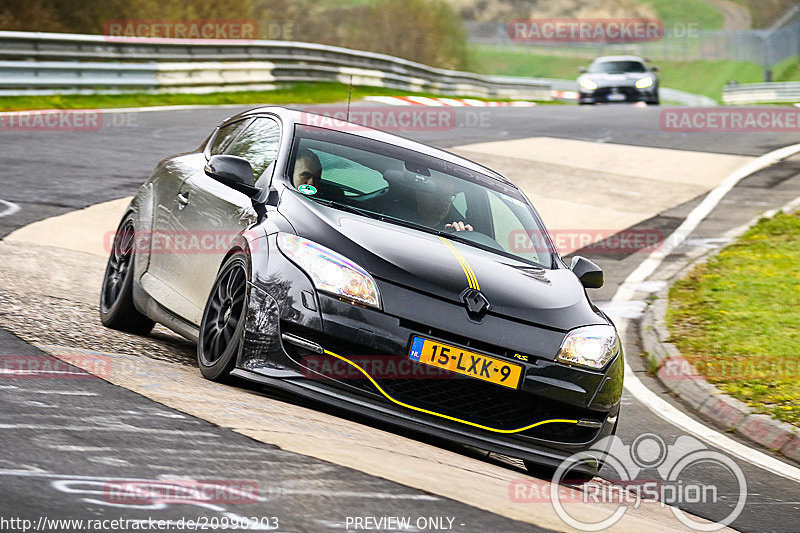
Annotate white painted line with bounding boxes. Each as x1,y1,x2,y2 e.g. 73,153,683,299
0,198,20,218
622,364,800,484
614,142,800,484
612,142,800,305
23,390,99,396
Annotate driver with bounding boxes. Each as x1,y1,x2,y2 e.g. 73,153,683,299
292,148,344,202
413,174,472,232
292,147,322,188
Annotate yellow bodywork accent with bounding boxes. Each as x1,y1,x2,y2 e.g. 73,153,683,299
438,236,480,290
322,348,579,434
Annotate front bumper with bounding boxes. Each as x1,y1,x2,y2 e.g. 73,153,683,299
239,236,623,466
579,85,658,104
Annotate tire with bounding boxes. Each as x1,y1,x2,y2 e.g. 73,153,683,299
99,215,155,335
523,459,597,484
197,252,249,381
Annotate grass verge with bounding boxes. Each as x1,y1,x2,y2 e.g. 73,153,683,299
634,0,725,29
0,82,555,112
667,212,800,426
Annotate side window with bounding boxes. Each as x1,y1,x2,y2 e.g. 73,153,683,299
208,120,249,156
488,191,526,254
452,191,467,218
224,117,281,179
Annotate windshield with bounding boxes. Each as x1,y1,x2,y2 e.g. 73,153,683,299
588,60,647,74
287,125,555,268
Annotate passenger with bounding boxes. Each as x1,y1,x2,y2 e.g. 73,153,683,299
412,174,472,232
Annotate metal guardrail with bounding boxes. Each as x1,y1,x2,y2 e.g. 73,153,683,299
0,30,716,106
723,82,800,104
0,30,552,100
661,88,718,107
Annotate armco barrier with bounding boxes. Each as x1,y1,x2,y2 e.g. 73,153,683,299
0,30,715,105
0,31,551,99
723,82,800,104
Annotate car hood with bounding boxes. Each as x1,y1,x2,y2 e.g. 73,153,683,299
581,72,653,87
280,192,605,331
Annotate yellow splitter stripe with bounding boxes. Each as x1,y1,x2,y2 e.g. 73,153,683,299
322,348,578,434
438,236,480,290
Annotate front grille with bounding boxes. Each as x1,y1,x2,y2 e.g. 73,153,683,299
281,321,603,443
378,375,600,438
594,87,639,101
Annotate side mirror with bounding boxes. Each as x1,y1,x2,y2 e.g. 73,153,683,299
650,66,658,72
570,256,603,289
578,66,587,73
205,155,259,197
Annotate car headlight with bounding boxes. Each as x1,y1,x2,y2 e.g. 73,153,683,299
635,76,654,89
556,325,620,369
277,233,381,309
578,77,598,90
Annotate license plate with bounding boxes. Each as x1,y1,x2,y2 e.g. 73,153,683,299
408,336,522,389
607,93,626,101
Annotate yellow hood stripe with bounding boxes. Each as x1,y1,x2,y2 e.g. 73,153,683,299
438,236,480,290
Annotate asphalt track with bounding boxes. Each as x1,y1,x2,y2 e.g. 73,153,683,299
2,104,800,532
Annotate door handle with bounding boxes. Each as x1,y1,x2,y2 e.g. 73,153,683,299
176,192,190,209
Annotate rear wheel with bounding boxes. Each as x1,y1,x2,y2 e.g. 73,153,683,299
99,215,155,335
197,252,249,381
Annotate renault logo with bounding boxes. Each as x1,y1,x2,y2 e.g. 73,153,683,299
461,288,490,320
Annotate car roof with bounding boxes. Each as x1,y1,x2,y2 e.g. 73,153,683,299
226,106,514,187
592,55,646,63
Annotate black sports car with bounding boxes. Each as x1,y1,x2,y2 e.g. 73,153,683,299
578,55,659,105
100,106,623,476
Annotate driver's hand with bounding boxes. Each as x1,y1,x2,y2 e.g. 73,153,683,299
445,221,473,232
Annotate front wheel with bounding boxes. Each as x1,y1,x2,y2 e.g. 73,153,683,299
99,215,155,335
197,252,249,381
523,417,618,483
